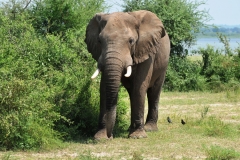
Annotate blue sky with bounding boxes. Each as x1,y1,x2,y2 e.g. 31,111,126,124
106,0,240,25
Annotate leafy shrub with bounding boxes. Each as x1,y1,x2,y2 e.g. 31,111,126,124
233,45,240,80
200,45,235,83
0,0,130,150
196,42,240,92
164,28,240,92
0,13,62,150
164,55,206,91
114,86,130,137
0,79,62,150
29,0,105,35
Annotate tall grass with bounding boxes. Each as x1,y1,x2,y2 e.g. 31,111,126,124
204,145,240,160
200,116,238,138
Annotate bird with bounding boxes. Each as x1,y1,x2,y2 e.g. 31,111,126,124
181,119,186,125
167,117,172,123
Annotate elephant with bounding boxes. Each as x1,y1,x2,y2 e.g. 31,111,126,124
85,10,170,139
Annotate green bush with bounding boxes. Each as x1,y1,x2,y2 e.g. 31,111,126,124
0,78,62,150
0,0,131,150
200,46,235,83
196,42,240,92
114,86,130,137
29,0,105,35
164,56,206,91
0,13,62,150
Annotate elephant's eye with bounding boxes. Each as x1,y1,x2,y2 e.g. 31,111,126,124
129,38,134,45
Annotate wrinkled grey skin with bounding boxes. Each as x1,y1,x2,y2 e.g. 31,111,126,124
85,10,170,139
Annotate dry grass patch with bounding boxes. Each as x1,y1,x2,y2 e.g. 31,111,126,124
1,91,240,159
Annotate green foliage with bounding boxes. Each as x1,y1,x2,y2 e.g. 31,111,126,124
0,78,62,150
233,46,240,80
114,87,130,137
0,0,107,150
122,0,210,56
0,12,62,150
204,145,240,160
165,33,240,92
218,33,232,56
0,0,130,150
196,38,240,92
29,0,105,35
164,55,206,91
235,44,240,57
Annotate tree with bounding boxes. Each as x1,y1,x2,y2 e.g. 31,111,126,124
0,0,32,19
122,0,211,56
28,0,105,35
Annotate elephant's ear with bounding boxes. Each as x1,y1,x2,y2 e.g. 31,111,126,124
84,13,104,61
129,10,166,64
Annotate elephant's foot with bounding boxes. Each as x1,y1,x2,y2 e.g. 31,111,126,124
94,129,113,140
128,128,147,139
144,122,158,132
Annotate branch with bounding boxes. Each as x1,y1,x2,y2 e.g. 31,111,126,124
22,0,32,11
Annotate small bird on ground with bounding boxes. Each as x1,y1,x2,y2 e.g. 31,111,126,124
167,117,172,123
181,119,186,125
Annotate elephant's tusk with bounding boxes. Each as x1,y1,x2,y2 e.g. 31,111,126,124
91,69,100,79
124,66,132,77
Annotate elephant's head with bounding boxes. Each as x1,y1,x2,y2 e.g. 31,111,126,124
85,10,166,137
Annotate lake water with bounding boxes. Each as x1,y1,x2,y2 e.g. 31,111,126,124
188,37,240,54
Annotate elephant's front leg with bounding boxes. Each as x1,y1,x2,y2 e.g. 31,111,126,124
128,89,148,139
128,59,153,138
94,74,109,140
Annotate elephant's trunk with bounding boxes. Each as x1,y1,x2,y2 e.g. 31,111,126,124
104,55,123,138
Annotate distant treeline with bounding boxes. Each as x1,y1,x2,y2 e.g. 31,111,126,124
196,26,240,37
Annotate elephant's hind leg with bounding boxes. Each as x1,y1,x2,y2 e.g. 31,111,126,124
144,87,160,132
145,75,165,132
